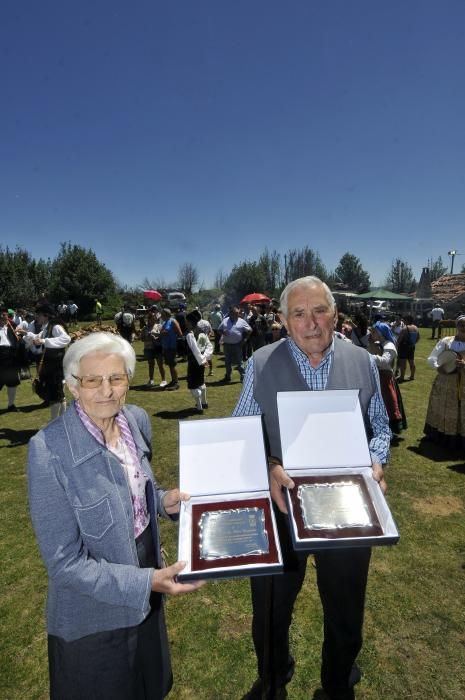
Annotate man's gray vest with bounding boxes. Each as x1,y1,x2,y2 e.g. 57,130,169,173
253,338,376,460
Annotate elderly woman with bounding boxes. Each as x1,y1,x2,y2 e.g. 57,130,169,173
28,332,203,699
424,314,465,450
369,321,407,434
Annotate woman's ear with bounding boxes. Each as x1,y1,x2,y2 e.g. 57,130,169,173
67,383,80,400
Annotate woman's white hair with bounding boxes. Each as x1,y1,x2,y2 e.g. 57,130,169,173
63,332,136,387
279,276,335,318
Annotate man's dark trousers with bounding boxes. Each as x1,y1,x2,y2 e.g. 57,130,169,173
250,509,371,699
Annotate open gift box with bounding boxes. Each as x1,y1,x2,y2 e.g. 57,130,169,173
277,390,400,550
177,415,283,581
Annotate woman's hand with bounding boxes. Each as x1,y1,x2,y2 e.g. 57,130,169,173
163,489,189,515
151,561,206,595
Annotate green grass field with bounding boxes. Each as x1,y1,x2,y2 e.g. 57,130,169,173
1,335,464,699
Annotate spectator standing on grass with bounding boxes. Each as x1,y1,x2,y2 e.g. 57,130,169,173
68,301,78,326
424,314,465,450
141,308,167,388
197,319,214,376
429,303,445,339
0,306,23,411
249,306,267,351
23,303,71,420
115,307,136,343
95,299,103,326
160,308,182,391
369,321,407,434
396,315,419,381
218,306,251,383
209,304,224,354
390,316,405,343
174,304,188,362
185,310,213,413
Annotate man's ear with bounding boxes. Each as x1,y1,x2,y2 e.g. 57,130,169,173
333,306,338,327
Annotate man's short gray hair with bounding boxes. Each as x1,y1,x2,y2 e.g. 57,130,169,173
63,332,136,387
279,276,335,318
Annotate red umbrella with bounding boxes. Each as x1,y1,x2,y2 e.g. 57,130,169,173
240,292,271,304
143,290,162,301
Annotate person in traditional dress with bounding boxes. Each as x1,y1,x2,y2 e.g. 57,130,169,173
185,310,213,413
28,332,204,700
369,321,407,434
23,303,71,420
0,306,23,411
424,314,465,450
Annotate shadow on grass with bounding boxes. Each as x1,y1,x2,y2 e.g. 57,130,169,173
0,427,37,447
16,402,49,413
130,384,167,393
448,463,465,475
154,408,204,420
207,378,242,387
408,439,464,464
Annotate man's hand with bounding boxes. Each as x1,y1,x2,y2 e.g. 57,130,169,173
372,462,387,494
151,561,206,595
269,463,295,513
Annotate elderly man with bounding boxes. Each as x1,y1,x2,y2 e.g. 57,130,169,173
233,276,390,700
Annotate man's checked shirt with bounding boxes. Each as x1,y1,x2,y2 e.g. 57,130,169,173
233,336,390,465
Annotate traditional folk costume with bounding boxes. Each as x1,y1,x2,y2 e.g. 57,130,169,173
0,316,22,410
185,310,213,413
424,335,465,450
370,322,407,434
24,307,71,419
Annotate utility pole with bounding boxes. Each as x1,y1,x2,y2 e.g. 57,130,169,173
448,250,462,274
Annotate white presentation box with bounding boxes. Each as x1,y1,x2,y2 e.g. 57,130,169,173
277,390,400,551
177,415,283,581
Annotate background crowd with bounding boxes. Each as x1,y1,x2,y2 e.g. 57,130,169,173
2,295,465,453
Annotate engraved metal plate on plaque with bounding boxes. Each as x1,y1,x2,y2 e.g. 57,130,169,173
298,481,372,530
199,507,269,560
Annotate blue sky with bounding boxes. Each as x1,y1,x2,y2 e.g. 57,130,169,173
2,1,465,289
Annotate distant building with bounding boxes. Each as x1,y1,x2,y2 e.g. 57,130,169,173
417,267,432,299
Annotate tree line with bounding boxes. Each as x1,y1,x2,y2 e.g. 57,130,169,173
0,242,452,315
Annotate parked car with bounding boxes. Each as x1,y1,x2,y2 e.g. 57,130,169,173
166,291,186,310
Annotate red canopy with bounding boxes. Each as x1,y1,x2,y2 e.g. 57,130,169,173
143,290,162,301
240,292,271,304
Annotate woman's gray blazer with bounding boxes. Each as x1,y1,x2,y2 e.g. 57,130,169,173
28,402,171,642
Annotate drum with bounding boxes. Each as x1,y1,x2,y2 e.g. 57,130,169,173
436,349,459,374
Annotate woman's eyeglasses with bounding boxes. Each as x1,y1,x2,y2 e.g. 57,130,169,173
72,374,129,389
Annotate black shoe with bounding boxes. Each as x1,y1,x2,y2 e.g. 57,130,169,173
241,679,287,700
242,657,294,700
166,382,179,391
348,663,362,687
221,375,231,383
7,404,19,412
194,408,204,414
201,403,208,409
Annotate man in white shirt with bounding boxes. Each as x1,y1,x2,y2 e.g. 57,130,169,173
217,306,251,382
429,304,445,339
